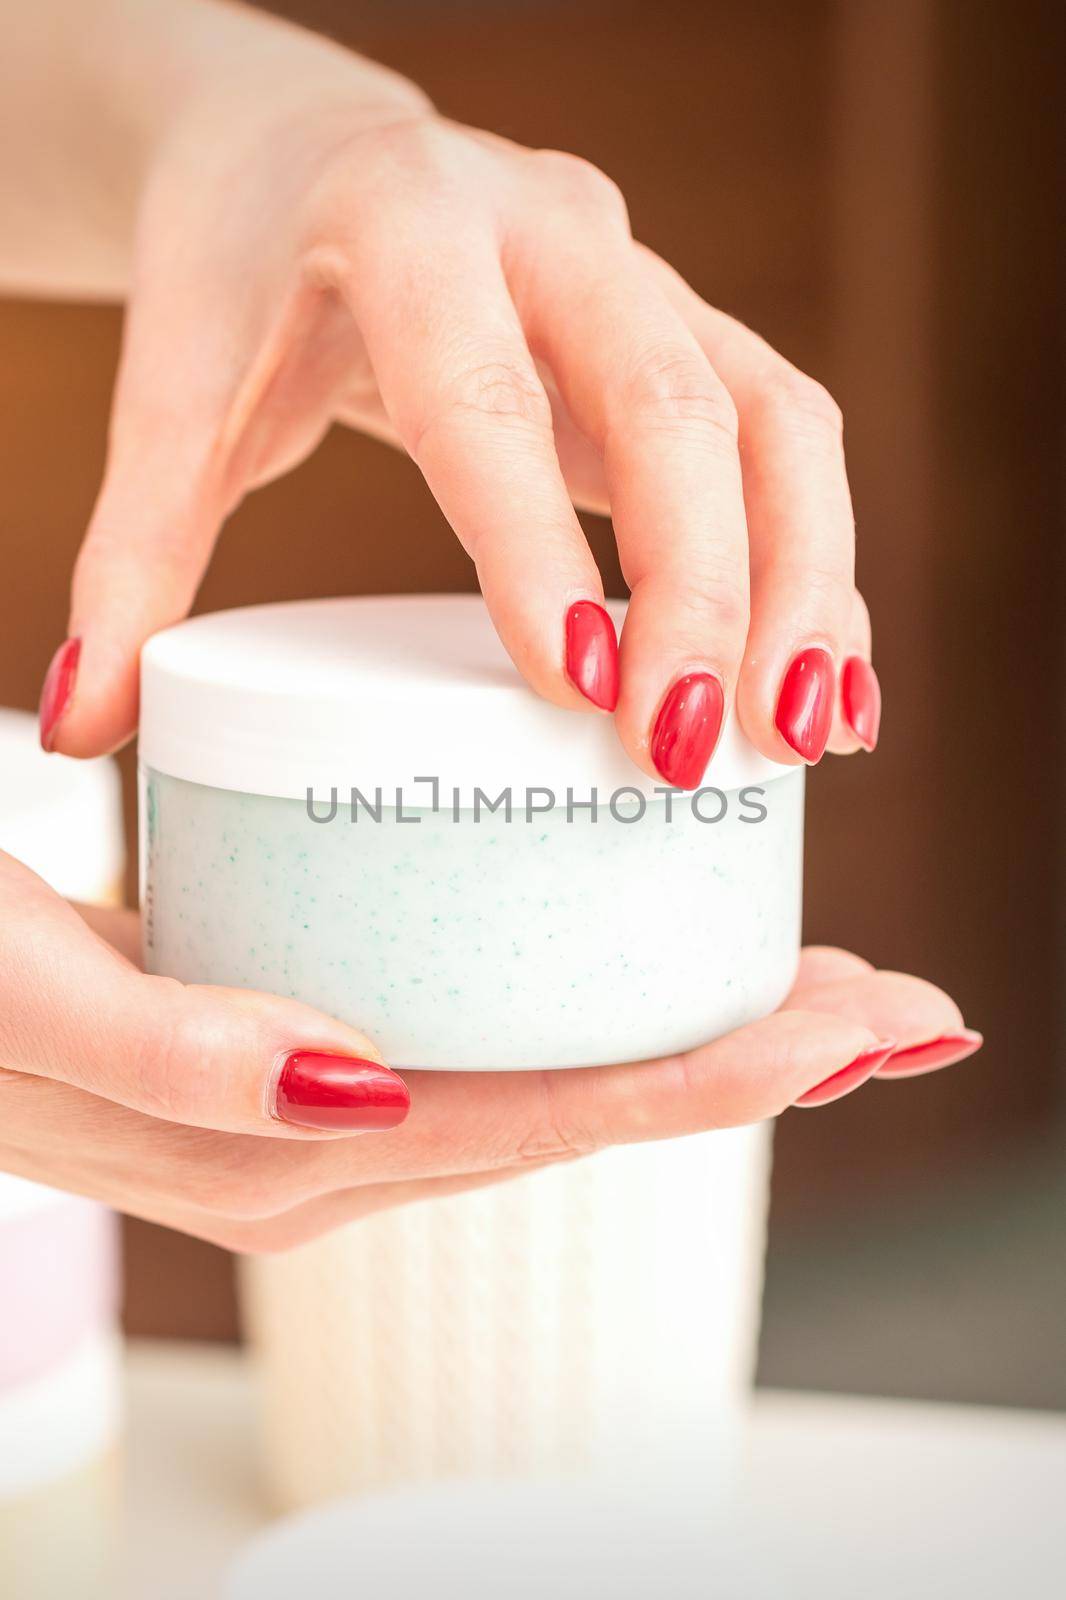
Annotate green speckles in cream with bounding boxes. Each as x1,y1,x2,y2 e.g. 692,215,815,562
142,767,804,1071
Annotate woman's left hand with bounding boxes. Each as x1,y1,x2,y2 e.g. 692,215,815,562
0,890,979,1252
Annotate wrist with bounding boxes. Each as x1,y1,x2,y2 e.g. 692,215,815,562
135,1,431,158
0,0,430,300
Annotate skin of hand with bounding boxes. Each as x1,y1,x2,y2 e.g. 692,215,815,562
0,852,979,1251
4,4,940,1241
9,0,879,780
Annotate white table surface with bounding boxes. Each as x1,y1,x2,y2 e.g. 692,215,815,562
122,1341,1066,1600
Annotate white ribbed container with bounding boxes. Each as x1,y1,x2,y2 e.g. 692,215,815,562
138,597,801,1507
240,1122,772,1509
0,709,125,1600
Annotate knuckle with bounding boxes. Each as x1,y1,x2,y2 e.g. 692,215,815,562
345,114,454,185
310,117,466,238
639,555,750,645
412,356,553,456
687,567,750,638
536,150,629,224
623,348,739,442
126,980,204,1123
761,370,844,445
511,1073,601,1166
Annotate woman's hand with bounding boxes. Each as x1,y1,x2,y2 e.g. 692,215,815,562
0,853,979,1251
31,1,880,785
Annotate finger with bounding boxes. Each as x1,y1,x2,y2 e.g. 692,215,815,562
782,966,965,1043
778,960,983,1080
875,1029,983,1080
833,591,882,754
44,228,342,757
336,230,619,713
290,1008,893,1197
788,945,875,995
72,902,142,965
337,364,614,516
42,269,237,757
512,227,750,787
541,371,612,514
640,247,856,767
0,853,408,1138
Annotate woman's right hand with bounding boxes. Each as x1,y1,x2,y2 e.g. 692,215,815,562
0,851,981,1250
32,2,879,786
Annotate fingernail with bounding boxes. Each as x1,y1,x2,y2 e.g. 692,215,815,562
273,1051,410,1131
876,1030,983,1080
650,672,725,789
39,638,81,752
565,601,619,711
841,656,882,751
793,1039,896,1109
774,647,834,762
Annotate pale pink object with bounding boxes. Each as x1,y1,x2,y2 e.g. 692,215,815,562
0,1201,120,1392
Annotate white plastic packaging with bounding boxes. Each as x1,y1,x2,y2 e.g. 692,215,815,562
0,709,125,1600
140,596,802,1069
138,596,802,1505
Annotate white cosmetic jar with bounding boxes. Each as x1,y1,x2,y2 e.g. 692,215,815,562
140,595,803,1069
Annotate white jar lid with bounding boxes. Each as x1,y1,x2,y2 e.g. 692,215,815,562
226,1480,715,1599
140,595,790,803
0,708,125,900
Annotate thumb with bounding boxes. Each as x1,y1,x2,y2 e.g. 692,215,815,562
0,855,409,1137
40,270,242,758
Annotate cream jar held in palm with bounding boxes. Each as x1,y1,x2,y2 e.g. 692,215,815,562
139,596,803,1069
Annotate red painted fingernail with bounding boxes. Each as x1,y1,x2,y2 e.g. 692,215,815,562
38,638,81,752
876,1030,983,1080
565,601,619,711
774,647,834,762
793,1040,896,1109
841,656,882,751
650,673,725,789
273,1052,410,1131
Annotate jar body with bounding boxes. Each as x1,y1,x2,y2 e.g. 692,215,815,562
141,766,804,1070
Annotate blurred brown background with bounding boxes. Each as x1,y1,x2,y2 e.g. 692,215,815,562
1,0,1063,1401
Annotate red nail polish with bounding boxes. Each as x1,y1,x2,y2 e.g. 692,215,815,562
565,601,619,711
273,1051,410,1131
793,1040,896,1108
774,647,834,763
650,673,725,789
38,638,81,752
841,656,881,751
875,1030,983,1080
